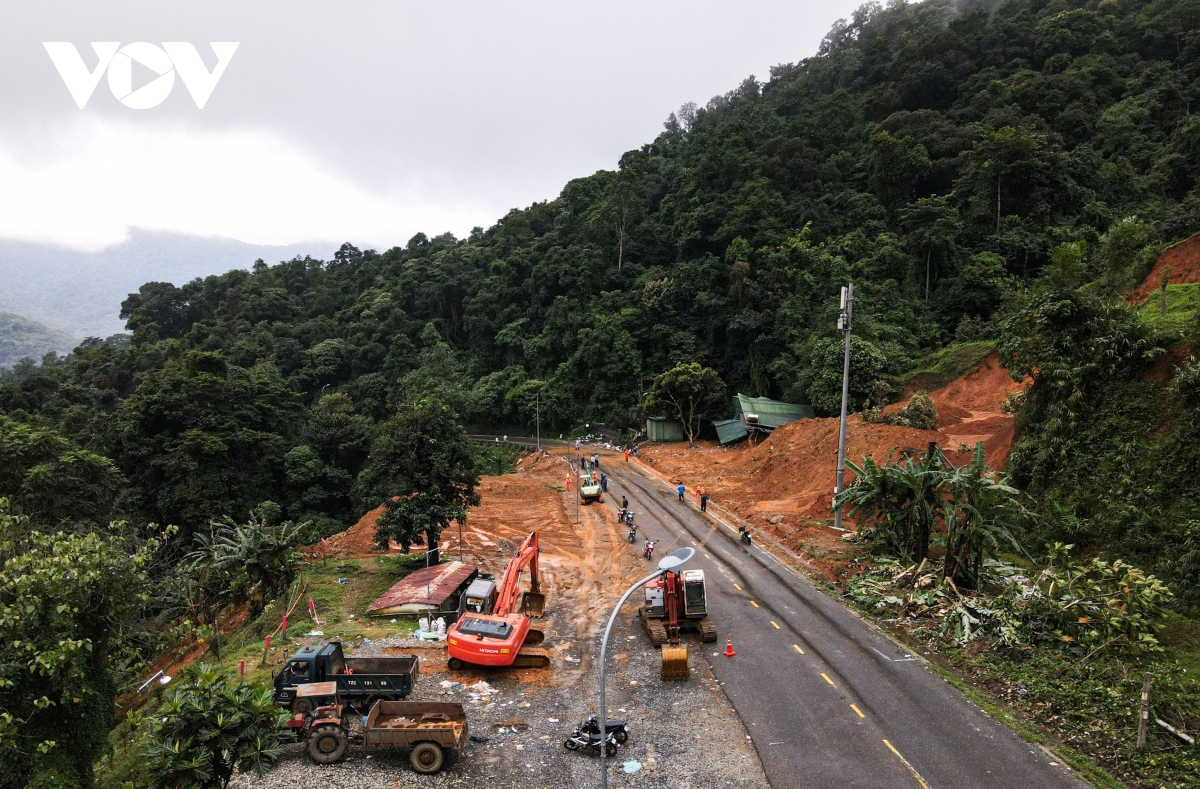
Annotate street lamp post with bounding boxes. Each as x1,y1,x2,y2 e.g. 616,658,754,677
833,283,854,531
597,547,694,788
138,669,172,736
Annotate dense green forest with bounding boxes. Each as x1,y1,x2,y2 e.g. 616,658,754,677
3,0,1200,785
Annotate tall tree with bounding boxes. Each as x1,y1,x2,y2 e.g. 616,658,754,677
643,363,727,448
0,505,156,789
898,196,961,301
356,399,480,561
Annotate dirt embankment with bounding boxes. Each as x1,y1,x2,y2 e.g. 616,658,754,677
322,452,561,559
635,351,1025,578
1126,232,1200,304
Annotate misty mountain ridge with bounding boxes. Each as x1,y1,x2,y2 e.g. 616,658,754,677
0,311,79,368
0,229,334,338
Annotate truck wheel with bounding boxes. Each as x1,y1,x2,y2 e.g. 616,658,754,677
307,725,347,764
409,742,445,774
294,698,314,715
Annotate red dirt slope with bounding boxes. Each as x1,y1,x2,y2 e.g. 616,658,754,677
1126,233,1200,304
636,351,1025,576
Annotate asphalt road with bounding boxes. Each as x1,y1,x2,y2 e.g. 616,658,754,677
599,458,1091,789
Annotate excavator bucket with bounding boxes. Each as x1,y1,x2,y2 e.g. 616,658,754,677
521,591,545,617
660,644,690,681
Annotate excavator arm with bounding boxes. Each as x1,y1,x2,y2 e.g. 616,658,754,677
660,570,690,680
493,530,544,617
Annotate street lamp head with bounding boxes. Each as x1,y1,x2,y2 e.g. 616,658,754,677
658,547,694,572
160,674,172,685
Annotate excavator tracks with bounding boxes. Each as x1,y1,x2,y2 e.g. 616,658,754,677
525,629,546,646
695,617,719,642
638,607,669,646
447,647,551,671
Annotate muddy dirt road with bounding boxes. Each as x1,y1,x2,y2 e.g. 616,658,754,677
601,456,1090,789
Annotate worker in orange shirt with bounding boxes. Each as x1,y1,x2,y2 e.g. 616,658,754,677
624,448,631,462
565,474,572,491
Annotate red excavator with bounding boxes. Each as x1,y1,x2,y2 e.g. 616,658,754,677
446,530,550,669
639,568,717,680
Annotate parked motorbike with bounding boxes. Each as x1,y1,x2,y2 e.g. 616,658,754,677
577,713,629,744
627,523,638,543
563,728,618,757
739,525,752,546
643,540,656,560
623,510,636,525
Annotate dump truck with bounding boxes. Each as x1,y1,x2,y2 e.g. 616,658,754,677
288,685,467,774
579,473,603,504
638,568,718,680
272,641,418,713
446,530,550,669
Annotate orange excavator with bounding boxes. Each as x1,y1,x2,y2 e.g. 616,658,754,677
446,530,550,669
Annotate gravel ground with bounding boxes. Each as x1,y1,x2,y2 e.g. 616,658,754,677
234,460,769,789
234,613,767,789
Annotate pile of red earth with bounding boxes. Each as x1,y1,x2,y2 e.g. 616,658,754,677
636,352,1025,573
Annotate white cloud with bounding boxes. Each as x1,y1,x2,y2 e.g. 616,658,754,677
0,120,494,252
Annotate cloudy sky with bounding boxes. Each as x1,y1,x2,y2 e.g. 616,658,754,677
1,1,864,253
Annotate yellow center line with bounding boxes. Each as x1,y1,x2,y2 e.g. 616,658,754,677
691,541,697,546
750,600,759,608
820,673,834,686
733,583,742,591
770,620,780,629
850,704,865,718
718,566,725,572
704,553,712,559
883,740,933,789
793,644,804,655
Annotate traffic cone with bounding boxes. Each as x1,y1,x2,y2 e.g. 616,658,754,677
724,638,736,657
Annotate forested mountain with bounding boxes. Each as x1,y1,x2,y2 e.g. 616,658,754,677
0,230,328,337
1,0,1198,555
0,311,78,368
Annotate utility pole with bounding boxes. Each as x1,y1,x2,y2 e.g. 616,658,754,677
833,283,854,531
536,391,541,453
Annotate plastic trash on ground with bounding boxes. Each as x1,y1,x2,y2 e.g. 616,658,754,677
623,761,642,774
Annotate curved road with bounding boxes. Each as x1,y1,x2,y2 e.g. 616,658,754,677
594,456,1089,789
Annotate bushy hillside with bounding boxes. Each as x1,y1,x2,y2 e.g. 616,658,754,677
0,311,79,368
1,0,1198,565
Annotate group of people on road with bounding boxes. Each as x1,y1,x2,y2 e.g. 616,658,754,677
676,482,710,512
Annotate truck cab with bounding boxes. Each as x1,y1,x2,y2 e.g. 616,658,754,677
273,641,419,711
274,642,347,704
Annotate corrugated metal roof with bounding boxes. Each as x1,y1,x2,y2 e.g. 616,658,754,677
367,561,477,615
734,394,815,429
713,418,748,445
